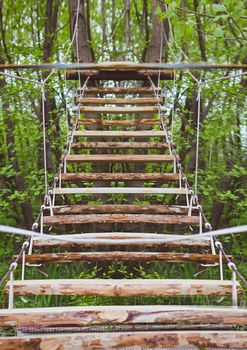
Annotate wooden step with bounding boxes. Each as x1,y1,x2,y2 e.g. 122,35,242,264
67,69,173,81
54,187,187,195
75,118,162,126
43,214,199,225
80,86,160,94
1,305,246,328
33,233,211,248
61,173,179,182
49,204,195,215
65,154,174,163
74,130,167,137
22,252,223,264
2,330,247,350
71,142,169,149
78,106,162,113
1,330,247,350
75,97,164,105
4,279,241,297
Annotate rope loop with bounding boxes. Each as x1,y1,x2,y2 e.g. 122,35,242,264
228,262,237,271
215,241,223,249
205,222,212,231
10,262,18,271
32,222,38,231
22,241,29,249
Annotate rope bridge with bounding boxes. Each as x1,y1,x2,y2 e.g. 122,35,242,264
0,61,247,350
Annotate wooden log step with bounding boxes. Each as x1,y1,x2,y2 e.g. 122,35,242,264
43,214,199,225
80,86,160,94
1,305,246,328
65,154,174,163
22,252,223,264
1,331,247,350
54,187,188,195
77,106,162,113
66,69,174,81
75,118,162,126
49,204,195,215
61,172,179,182
74,130,167,137
71,142,169,149
75,97,164,105
4,279,241,297
2,330,247,350
33,233,211,248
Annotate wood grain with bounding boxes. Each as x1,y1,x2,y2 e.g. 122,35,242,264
65,154,174,163
61,172,179,181
81,86,160,94
43,214,199,225
71,142,169,149
75,118,162,126
75,97,164,104
78,106,162,113
49,204,194,215
74,130,167,137
1,305,246,327
4,279,241,297
1,331,247,349
22,252,226,264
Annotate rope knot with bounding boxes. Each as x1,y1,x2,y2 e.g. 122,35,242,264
215,241,223,249
228,262,237,271
10,262,18,271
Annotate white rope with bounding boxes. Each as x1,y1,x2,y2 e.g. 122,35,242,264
171,69,176,136
8,262,17,310
157,28,163,91
41,83,48,195
0,224,247,245
228,262,238,307
0,71,44,85
200,71,247,85
21,241,29,280
194,82,201,196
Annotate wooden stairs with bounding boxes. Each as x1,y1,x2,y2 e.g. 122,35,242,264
0,66,246,349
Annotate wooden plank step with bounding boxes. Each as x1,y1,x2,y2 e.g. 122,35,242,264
33,233,211,248
4,279,241,297
75,97,164,105
75,118,162,126
54,187,187,195
65,154,174,163
61,173,179,181
78,106,162,113
1,331,247,350
22,252,223,264
43,214,199,225
49,204,195,215
1,305,246,327
71,142,169,149
74,130,167,137
67,69,173,81
81,86,160,94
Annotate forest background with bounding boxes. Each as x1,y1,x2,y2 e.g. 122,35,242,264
0,0,246,301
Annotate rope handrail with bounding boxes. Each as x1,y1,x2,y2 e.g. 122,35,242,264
0,62,247,70
0,224,247,287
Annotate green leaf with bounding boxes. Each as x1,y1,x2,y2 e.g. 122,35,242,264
231,8,242,21
212,4,227,14
213,27,224,38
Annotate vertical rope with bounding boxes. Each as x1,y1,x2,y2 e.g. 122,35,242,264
194,82,201,196
41,83,48,195
171,69,176,136
157,29,163,92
